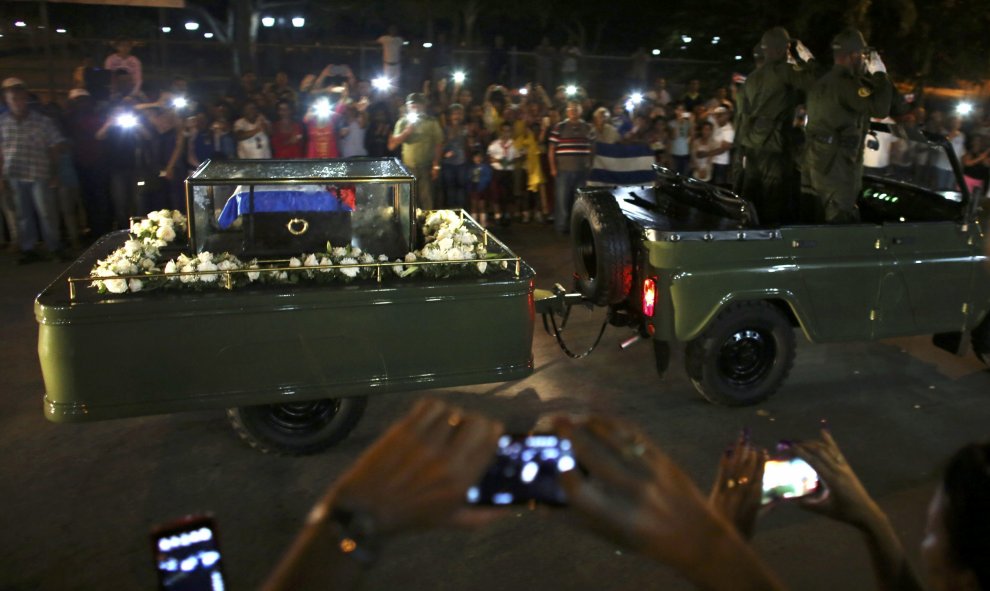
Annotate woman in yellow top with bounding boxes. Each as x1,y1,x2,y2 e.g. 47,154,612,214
516,121,549,222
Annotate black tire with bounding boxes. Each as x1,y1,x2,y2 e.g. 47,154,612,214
684,301,795,406
571,192,633,306
972,314,990,366
226,396,367,455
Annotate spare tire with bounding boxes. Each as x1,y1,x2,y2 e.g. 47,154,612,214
571,192,633,306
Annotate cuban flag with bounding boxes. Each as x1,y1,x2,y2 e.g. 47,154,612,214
587,142,656,187
218,184,356,229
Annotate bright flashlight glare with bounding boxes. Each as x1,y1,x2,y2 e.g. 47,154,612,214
565,85,578,96
407,112,421,123
452,71,466,84
161,26,172,33
184,21,199,31
14,21,27,28
314,100,332,118
625,100,635,112
630,92,644,104
957,101,974,117
291,17,305,28
423,42,433,48
372,76,391,91
651,48,661,56
116,113,137,128
172,96,188,109
261,16,275,27
519,87,529,95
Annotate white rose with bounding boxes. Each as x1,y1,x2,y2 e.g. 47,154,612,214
461,248,476,260
217,260,236,271
360,253,374,264
424,246,443,261
147,211,162,223
179,264,196,283
477,261,488,274
289,257,302,268
378,254,389,262
198,251,214,264
123,239,142,255
391,261,404,276
247,265,260,282
446,248,464,261
339,257,359,278
141,258,155,270
172,210,185,223
128,278,144,292
156,225,176,242
112,260,135,275
104,278,128,293
198,261,218,282
304,254,319,267
404,252,417,263
331,246,347,259
318,257,332,272
437,238,454,252
164,260,177,274
350,246,362,257
139,219,153,233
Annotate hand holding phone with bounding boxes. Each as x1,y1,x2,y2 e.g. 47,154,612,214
151,514,226,591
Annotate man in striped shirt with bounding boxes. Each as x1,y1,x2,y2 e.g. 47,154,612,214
549,100,595,235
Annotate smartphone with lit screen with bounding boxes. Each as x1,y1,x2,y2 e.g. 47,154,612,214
761,457,821,505
150,514,226,591
467,434,577,506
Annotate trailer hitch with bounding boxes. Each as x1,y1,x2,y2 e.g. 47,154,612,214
534,283,610,359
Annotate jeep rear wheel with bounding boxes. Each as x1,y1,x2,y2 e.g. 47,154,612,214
226,396,367,455
571,193,633,306
685,301,795,406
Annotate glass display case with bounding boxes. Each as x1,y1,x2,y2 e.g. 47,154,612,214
186,157,416,258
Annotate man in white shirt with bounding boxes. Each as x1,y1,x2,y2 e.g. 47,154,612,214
709,106,735,186
376,26,404,86
233,101,272,159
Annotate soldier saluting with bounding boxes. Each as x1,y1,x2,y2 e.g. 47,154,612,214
734,27,817,226
804,28,893,223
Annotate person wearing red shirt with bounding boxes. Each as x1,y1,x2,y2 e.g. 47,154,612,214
303,95,347,159
271,100,304,159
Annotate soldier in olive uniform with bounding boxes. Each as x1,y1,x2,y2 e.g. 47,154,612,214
804,28,893,223
734,27,817,225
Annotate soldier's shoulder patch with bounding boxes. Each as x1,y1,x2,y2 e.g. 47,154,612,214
858,87,872,98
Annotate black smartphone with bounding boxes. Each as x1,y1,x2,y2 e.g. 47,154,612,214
467,433,576,506
761,457,821,505
150,514,226,591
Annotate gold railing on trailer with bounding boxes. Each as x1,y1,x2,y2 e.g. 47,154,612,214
66,210,524,301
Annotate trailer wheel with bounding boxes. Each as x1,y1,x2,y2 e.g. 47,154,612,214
684,301,795,406
226,396,367,455
571,193,633,306
972,314,990,366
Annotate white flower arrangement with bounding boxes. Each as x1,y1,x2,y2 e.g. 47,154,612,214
90,209,510,296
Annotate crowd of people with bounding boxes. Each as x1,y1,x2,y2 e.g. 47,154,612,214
3,31,990,262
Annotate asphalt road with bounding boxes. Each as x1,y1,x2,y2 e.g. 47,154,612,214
2,223,989,590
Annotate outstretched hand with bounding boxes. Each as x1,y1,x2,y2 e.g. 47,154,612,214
709,432,766,540
327,398,507,535
792,429,883,530
554,415,783,590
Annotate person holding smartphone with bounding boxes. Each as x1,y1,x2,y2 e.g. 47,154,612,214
261,399,784,591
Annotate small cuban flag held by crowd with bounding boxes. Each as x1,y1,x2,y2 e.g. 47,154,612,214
217,184,357,229
587,142,656,187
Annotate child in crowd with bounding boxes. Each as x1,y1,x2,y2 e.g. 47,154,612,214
467,150,493,227
487,122,519,226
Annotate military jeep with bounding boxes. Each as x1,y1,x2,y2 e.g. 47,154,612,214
570,121,990,406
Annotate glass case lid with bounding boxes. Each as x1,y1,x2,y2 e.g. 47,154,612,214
188,157,415,184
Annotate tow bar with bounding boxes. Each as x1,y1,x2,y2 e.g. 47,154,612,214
534,283,612,359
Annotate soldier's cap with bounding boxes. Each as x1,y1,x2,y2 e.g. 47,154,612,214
831,28,871,54
760,27,791,52
405,92,427,105
1,77,26,90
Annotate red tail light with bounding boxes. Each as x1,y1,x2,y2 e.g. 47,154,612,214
642,277,657,317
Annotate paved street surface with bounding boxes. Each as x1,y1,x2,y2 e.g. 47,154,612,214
2,223,989,590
